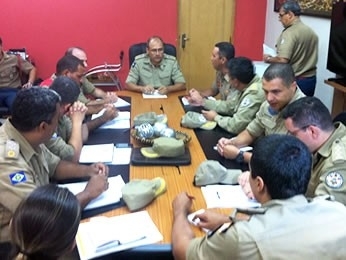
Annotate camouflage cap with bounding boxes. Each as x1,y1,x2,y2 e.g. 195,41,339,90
181,111,217,130
140,137,185,158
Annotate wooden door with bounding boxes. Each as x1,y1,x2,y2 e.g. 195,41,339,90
178,0,236,91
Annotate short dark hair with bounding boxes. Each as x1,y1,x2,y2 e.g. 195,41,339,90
50,76,80,105
11,87,61,132
250,134,311,199
282,96,334,132
281,0,301,16
263,63,295,88
215,42,235,61
227,57,254,84
56,55,84,75
10,184,81,259
146,36,164,48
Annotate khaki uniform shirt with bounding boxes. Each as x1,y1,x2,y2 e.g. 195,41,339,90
0,120,60,242
246,88,305,138
307,123,346,205
125,53,185,87
187,195,346,260
209,71,234,101
0,52,34,88
210,75,265,134
276,20,318,77
45,115,74,161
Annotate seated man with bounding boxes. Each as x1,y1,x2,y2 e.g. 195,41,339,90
65,46,118,107
172,134,346,259
0,87,109,249
189,57,265,134
47,76,88,162
187,41,235,102
125,36,186,94
216,63,305,163
0,37,37,112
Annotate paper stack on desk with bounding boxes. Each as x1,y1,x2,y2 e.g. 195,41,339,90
201,185,260,209
76,211,163,260
142,90,167,99
59,175,125,211
79,143,114,163
91,111,131,129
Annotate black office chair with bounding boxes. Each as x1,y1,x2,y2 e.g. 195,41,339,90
333,112,346,125
128,43,177,68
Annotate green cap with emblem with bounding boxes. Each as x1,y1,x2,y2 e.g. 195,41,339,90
121,177,167,211
181,111,217,130
140,137,185,158
133,112,168,126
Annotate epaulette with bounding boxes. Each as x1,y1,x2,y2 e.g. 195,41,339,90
331,138,346,164
163,54,176,61
134,53,147,61
5,139,19,159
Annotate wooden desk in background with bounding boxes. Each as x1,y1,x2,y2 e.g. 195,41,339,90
84,90,232,246
325,80,346,118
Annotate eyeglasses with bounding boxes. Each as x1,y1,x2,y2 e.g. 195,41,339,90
278,12,287,18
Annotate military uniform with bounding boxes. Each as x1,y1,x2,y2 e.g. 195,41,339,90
187,195,346,259
276,20,318,78
45,115,74,160
209,75,265,134
208,71,235,101
0,52,34,88
246,88,305,138
125,53,185,87
307,123,346,205
0,120,60,242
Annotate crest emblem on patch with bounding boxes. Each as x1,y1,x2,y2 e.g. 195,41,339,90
9,171,27,185
240,98,252,107
325,172,343,189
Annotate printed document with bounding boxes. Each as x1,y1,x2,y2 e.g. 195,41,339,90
91,111,131,129
79,143,114,163
76,211,163,260
263,43,276,57
59,175,125,211
142,90,167,99
114,97,130,108
201,185,260,208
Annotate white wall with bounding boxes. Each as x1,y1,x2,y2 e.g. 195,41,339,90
264,0,335,111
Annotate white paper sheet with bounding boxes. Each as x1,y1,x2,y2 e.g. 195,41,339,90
263,43,276,57
91,111,131,129
114,97,130,108
142,90,167,99
79,143,114,163
110,147,132,165
76,211,163,260
59,175,125,211
201,185,261,209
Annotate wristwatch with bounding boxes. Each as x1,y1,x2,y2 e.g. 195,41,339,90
235,150,244,163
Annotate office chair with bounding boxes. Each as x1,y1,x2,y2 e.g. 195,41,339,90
333,111,346,125
128,43,177,68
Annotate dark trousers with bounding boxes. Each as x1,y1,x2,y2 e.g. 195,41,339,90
296,75,316,97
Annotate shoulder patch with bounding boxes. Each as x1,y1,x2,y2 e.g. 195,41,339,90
9,171,27,185
240,97,252,108
325,172,344,189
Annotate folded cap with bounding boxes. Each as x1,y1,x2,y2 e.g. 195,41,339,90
121,177,167,211
133,112,157,126
194,160,242,186
140,137,185,158
181,111,217,130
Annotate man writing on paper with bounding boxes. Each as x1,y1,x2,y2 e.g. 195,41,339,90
0,87,109,256
172,134,346,259
125,36,186,95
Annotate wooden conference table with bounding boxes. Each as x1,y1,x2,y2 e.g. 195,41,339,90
82,90,234,258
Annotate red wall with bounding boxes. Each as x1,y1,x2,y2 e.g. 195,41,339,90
1,0,265,82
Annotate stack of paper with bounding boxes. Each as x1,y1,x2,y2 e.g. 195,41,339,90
76,211,163,260
201,185,261,209
142,90,167,99
114,97,131,108
91,111,131,129
59,175,125,210
79,143,114,163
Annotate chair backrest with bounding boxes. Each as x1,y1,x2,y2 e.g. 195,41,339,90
333,112,346,125
128,43,177,68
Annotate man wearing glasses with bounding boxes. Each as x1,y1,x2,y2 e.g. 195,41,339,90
263,1,318,97
126,36,186,95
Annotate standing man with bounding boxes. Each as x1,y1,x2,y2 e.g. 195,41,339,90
263,1,318,96
188,57,264,134
0,37,37,111
125,36,186,95
0,87,108,249
187,42,235,102
172,135,346,259
216,63,305,163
